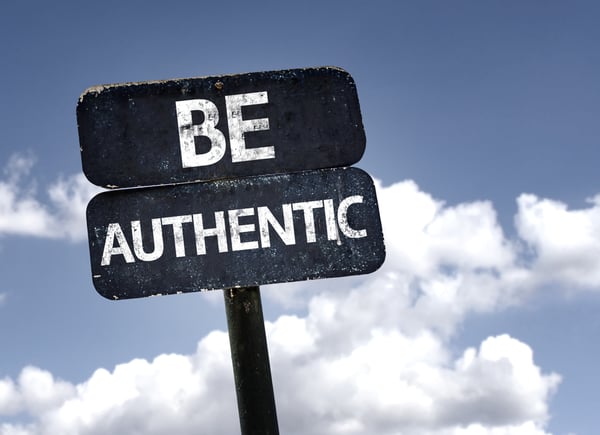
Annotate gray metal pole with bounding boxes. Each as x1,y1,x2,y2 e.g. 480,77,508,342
224,286,280,435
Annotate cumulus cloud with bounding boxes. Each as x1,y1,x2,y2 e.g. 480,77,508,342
0,154,101,241
0,332,237,435
6,175,600,434
376,180,517,277
0,328,558,435
267,179,533,331
515,193,600,288
369,180,533,336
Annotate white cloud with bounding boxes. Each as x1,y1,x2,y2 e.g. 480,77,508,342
0,154,101,241
0,327,558,435
271,321,558,435
45,173,102,241
0,332,237,435
5,176,599,435
516,193,600,288
376,180,517,277
0,377,20,415
283,180,533,340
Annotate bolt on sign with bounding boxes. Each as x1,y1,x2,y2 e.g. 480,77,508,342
86,168,385,300
78,66,386,299
77,67,366,189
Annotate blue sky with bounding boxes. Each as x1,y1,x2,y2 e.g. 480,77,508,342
1,1,600,434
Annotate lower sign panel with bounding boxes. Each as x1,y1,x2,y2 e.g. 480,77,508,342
86,167,385,299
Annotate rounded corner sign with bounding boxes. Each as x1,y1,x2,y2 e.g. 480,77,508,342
77,67,366,189
86,167,385,300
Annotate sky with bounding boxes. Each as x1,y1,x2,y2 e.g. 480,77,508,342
1,1,600,434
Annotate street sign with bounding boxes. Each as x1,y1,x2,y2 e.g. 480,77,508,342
86,167,385,300
77,67,366,188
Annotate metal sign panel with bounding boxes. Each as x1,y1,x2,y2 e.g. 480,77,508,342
86,167,385,300
77,67,366,188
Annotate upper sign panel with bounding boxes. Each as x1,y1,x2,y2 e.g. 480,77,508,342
77,67,366,188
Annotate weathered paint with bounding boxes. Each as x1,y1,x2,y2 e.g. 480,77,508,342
77,67,365,188
225,91,273,163
100,197,367,266
86,167,385,300
175,98,227,167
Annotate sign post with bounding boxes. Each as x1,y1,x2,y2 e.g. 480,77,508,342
77,67,385,435
225,287,279,435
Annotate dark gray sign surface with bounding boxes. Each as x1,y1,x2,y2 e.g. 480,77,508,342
86,167,385,300
78,67,365,188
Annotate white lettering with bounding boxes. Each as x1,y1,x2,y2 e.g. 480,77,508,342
337,195,367,238
132,219,164,261
176,99,227,168
292,200,323,243
101,223,135,266
228,208,259,251
161,215,193,257
225,92,274,163
98,194,370,266
175,92,273,168
257,204,295,248
193,211,228,255
323,199,339,241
